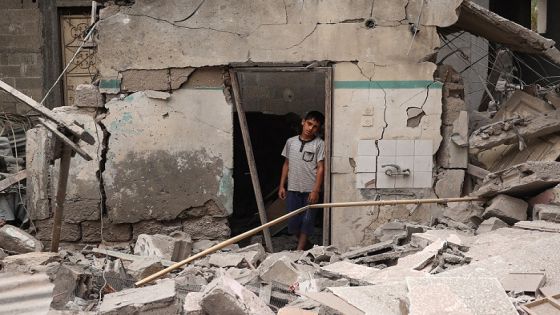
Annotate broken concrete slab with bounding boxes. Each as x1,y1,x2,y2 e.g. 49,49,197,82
373,221,407,243
98,279,179,314
319,261,377,285
492,90,556,123
434,169,465,198
277,307,319,315
0,224,42,253
475,162,560,197
183,292,204,315
144,90,171,100
125,257,164,281
535,204,560,222
225,268,259,286
515,220,560,233
201,273,274,315
259,256,300,287
443,201,484,227
470,110,560,153
406,277,517,315
208,252,245,268
328,282,408,315
477,217,509,234
340,240,394,260
303,292,364,315
0,252,60,273
235,243,266,264
501,272,546,294
74,84,104,108
483,194,528,224
134,233,192,262
521,297,560,314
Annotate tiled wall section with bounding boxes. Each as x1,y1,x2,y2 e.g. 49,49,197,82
355,139,433,189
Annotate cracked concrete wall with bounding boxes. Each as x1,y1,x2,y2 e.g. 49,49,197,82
102,87,233,224
31,0,463,245
95,0,463,76
331,62,443,249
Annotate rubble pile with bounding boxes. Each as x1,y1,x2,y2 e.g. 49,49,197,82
0,212,559,314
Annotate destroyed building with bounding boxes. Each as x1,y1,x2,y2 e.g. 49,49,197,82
2,0,560,314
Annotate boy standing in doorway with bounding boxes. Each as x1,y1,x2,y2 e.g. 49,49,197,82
278,111,325,250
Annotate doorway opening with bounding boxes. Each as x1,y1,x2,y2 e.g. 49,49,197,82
230,67,332,251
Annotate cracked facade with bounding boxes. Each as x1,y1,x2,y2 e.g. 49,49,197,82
24,0,466,249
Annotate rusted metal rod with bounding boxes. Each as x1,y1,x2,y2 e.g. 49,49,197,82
135,196,481,286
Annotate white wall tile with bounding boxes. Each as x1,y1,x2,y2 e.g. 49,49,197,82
378,140,397,156
377,156,396,188
356,172,376,189
356,155,376,173
357,139,378,156
414,155,433,172
396,140,415,156
413,171,433,188
414,139,433,156
395,173,414,188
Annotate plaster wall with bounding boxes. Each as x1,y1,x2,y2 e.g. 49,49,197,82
87,0,464,246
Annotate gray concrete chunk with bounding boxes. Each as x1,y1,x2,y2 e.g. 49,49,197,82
201,273,274,315
134,232,192,262
0,224,43,253
98,279,179,315
125,257,165,281
477,217,509,234
535,204,560,222
74,84,104,107
483,194,528,224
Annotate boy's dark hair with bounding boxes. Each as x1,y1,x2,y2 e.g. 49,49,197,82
304,111,325,126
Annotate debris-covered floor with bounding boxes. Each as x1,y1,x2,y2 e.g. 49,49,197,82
2,206,560,314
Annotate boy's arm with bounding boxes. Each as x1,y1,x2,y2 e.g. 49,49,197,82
279,159,289,200
308,160,324,204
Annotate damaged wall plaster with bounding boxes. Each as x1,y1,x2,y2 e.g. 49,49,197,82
102,87,233,223
39,0,465,247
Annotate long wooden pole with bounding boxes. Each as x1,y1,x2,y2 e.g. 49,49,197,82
135,196,481,286
229,70,274,253
50,144,73,252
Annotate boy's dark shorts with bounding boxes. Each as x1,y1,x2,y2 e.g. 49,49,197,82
286,191,318,236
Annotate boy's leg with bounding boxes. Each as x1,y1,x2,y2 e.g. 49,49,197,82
296,193,317,250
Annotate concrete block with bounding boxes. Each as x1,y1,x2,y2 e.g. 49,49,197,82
183,292,204,315
434,169,464,198
476,162,560,197
74,84,103,107
483,195,528,225
529,184,560,208
535,204,560,222
476,217,509,234
125,257,165,281
225,268,259,286
182,216,230,240
121,69,169,92
259,256,300,287
132,220,183,240
319,261,377,285
192,239,219,254
170,67,195,89
235,243,266,265
34,219,81,242
201,273,274,315
98,279,179,315
134,232,192,262
500,272,546,294
208,252,245,268
443,201,484,226
0,252,60,273
81,221,132,243
0,224,42,253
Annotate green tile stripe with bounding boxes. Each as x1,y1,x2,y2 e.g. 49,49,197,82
334,80,443,89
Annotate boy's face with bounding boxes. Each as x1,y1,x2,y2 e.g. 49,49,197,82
301,118,321,138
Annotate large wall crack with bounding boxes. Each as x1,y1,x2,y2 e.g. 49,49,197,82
126,13,244,37
96,117,110,216
173,0,206,23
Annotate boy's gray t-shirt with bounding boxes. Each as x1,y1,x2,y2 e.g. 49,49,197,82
281,136,325,192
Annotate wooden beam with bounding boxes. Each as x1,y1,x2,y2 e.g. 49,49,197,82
39,118,92,161
50,144,73,252
0,80,95,145
0,170,27,192
229,70,274,253
323,67,332,246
